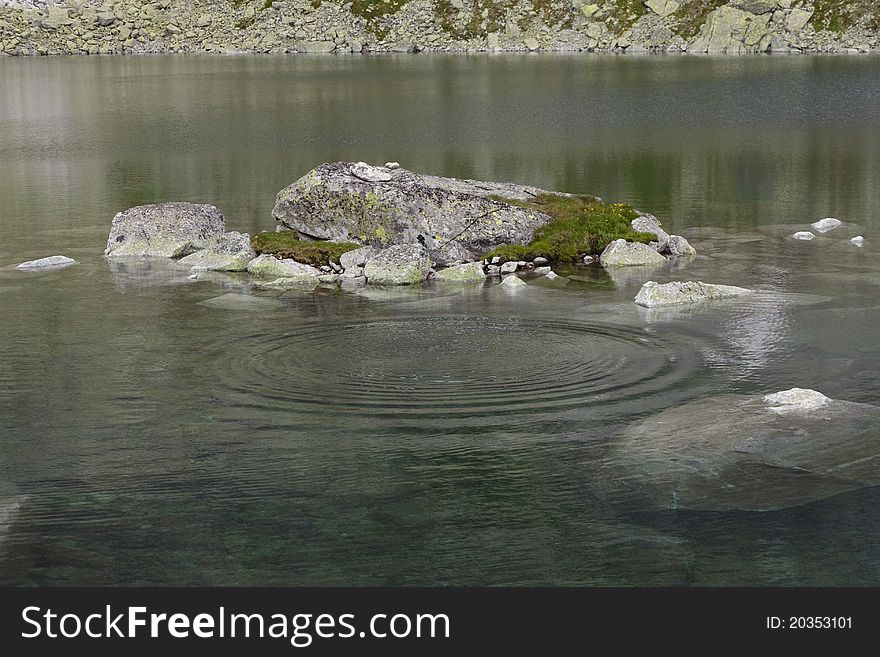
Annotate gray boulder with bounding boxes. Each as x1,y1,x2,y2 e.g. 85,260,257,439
16,255,76,270
631,214,669,252
246,254,321,279
665,235,696,257
499,275,527,289
363,244,431,286
178,232,256,272
634,280,753,308
272,162,559,263
105,203,225,258
600,240,667,267
811,217,842,234
433,262,487,283
339,246,378,271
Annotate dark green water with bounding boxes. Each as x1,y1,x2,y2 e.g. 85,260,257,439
1,54,880,585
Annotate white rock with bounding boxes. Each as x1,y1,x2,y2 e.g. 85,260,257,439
811,218,842,233
545,271,559,280
851,236,865,247
533,266,551,275
634,280,753,308
500,261,519,274
351,161,393,183
763,388,830,414
600,239,667,267
384,161,400,170
791,231,815,241
16,255,76,270
499,275,527,288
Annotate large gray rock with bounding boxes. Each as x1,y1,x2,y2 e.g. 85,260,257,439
665,235,697,257
339,245,378,271
634,280,753,308
178,232,256,271
600,240,667,267
689,6,767,53
16,255,76,270
246,254,321,279
363,244,431,286
272,162,559,263
105,203,225,258
609,391,880,511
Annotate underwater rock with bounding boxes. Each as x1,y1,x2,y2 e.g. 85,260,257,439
16,255,76,270
634,280,753,308
198,293,283,311
253,276,320,291
610,391,880,511
105,203,225,258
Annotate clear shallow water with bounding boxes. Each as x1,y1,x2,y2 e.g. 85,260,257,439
1,54,880,585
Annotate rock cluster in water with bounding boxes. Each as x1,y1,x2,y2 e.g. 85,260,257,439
1,1,878,57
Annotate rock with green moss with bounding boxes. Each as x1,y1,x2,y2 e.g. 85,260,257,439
178,231,256,271
600,239,668,267
433,261,487,283
246,254,322,279
272,161,558,265
363,243,430,285
105,202,225,258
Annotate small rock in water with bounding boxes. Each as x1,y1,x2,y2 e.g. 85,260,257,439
634,280,753,308
583,255,596,264
486,265,501,276
533,266,551,275
763,388,830,414
545,271,559,280
16,255,77,270
600,240,667,267
532,256,549,266
791,231,815,241
384,161,400,170
811,217,843,233
851,236,865,247
499,275,527,289
666,235,697,257
500,261,519,274
187,273,200,280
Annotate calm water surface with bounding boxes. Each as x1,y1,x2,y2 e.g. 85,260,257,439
1,54,880,585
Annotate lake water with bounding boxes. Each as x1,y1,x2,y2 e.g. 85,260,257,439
1,54,880,585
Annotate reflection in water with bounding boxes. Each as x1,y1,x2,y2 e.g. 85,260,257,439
1,55,880,585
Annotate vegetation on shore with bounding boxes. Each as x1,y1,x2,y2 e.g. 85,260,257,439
251,231,359,266
483,194,655,263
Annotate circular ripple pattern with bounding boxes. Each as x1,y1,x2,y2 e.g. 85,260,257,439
202,316,705,419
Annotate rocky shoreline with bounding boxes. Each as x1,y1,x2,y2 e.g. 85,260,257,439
1,1,878,57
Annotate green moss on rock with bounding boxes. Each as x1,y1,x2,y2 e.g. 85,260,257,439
483,194,654,263
251,231,359,267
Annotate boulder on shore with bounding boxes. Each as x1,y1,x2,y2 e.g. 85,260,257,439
634,281,753,308
272,162,559,264
178,232,256,272
363,243,431,285
600,239,667,267
105,203,225,258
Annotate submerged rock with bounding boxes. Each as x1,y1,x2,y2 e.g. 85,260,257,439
363,244,431,285
851,236,865,247
253,276,320,291
634,280,753,308
178,231,255,271
600,240,667,267
811,217,843,234
0,496,23,544
610,391,880,511
16,255,76,270
105,203,225,258
198,293,283,311
246,254,321,279
272,162,558,263
433,262,487,283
